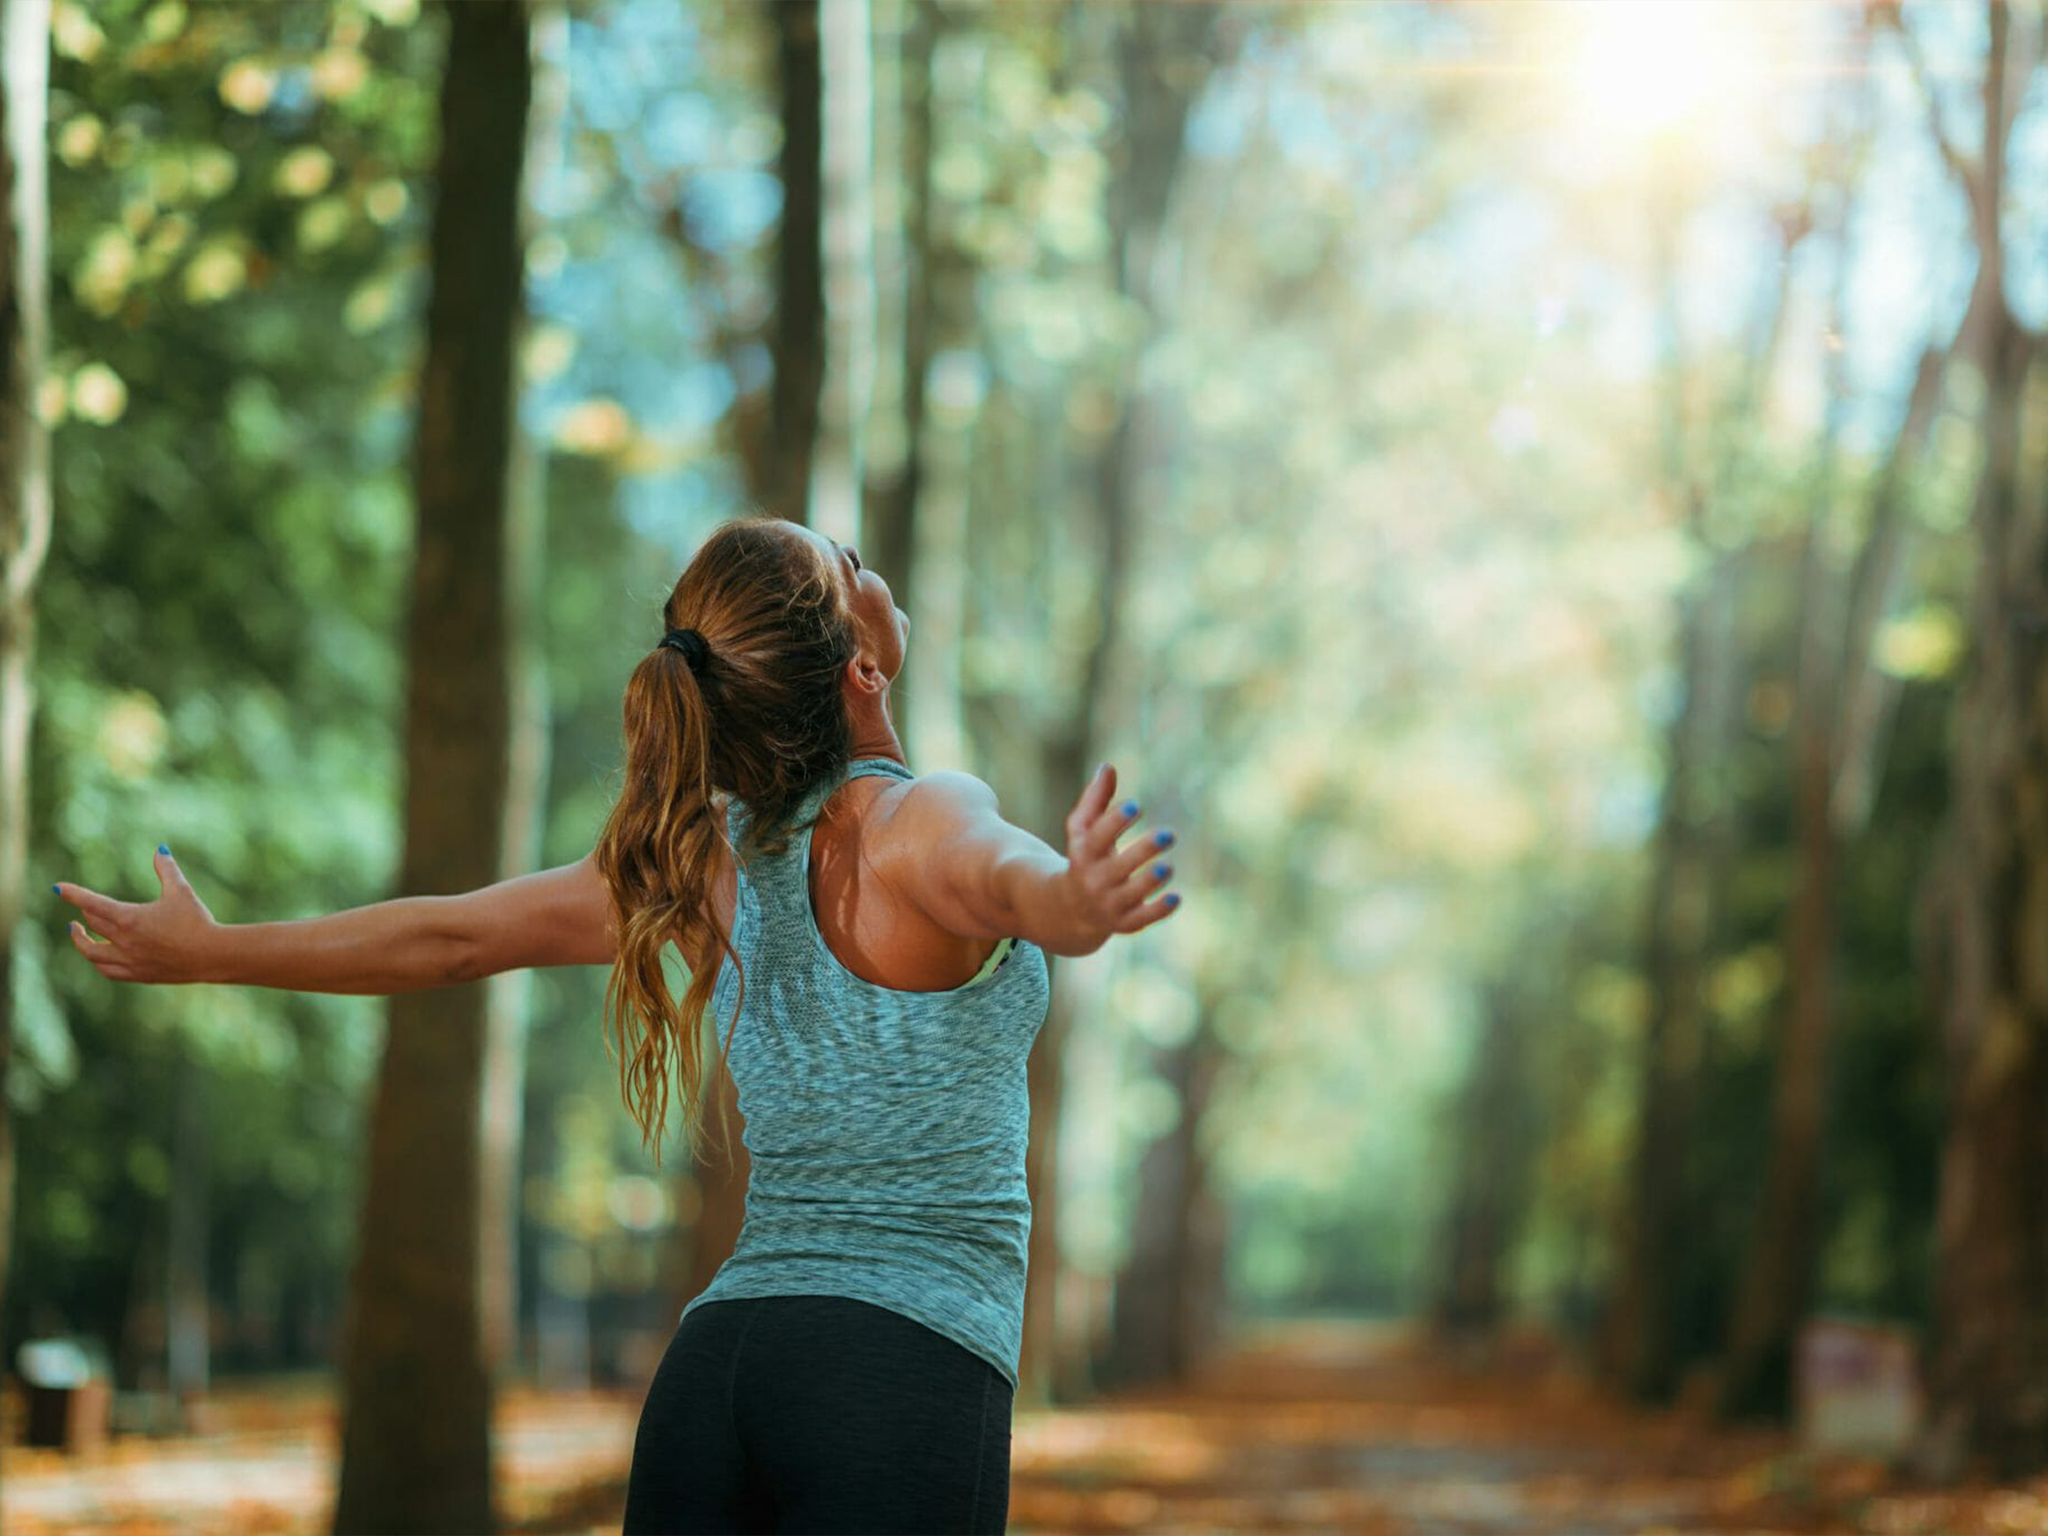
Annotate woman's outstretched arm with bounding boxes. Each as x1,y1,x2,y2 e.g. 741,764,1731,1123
57,847,616,993
888,763,1181,957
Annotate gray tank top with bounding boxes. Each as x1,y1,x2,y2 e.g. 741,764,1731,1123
678,756,1052,1389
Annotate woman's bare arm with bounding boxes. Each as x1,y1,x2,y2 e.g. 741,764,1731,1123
58,848,616,993
886,765,1180,957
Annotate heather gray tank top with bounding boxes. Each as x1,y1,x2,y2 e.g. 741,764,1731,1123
678,756,1052,1389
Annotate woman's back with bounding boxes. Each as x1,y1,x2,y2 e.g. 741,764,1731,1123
680,756,1053,1392
696,758,1014,994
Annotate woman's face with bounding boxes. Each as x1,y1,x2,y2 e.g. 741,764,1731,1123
797,524,907,683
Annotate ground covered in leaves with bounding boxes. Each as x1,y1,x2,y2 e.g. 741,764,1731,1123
6,1320,2045,1534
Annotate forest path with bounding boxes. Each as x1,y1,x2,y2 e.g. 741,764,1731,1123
1006,1319,2015,1535
3,1319,2040,1534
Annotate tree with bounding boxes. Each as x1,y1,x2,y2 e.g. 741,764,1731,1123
332,4,532,1530
1600,159,1813,1404
1885,0,2048,1480
1712,19,1999,1413
1018,0,1228,1403
767,0,823,524
0,0,48,1510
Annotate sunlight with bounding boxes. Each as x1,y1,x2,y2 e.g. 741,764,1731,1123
1565,1,1760,134
1546,0,1793,180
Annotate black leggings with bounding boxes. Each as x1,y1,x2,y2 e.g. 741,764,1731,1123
622,1294,1014,1534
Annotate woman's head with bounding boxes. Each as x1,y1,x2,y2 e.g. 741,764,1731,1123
593,513,898,1163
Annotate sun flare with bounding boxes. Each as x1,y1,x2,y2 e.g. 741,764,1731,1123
1559,0,1773,140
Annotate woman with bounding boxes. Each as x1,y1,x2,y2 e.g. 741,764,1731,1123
56,512,1181,1534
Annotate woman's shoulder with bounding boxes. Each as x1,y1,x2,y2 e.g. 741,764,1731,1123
885,768,1000,824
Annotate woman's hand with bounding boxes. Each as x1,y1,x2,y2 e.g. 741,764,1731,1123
1060,764,1180,939
56,847,223,985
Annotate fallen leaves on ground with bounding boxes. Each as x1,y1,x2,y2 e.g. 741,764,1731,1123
6,1320,2047,1535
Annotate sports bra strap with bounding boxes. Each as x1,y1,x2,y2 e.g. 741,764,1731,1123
844,756,915,783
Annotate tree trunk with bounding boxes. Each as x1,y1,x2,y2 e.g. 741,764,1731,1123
1922,296,2048,1482
166,1056,209,1407
769,0,824,524
1887,0,2048,1480
813,0,873,535
1713,510,1840,1419
0,6,47,1517
1711,140,1865,1418
1603,185,1803,1404
673,0,829,1309
1020,0,1223,1405
477,0,566,1382
1099,996,1228,1390
1430,985,1538,1349
0,18,48,1499
332,6,532,1531
860,0,933,635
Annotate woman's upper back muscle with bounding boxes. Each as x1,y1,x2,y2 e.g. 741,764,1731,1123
696,770,1023,993
881,771,1051,945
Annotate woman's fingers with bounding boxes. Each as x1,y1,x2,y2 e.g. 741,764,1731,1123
1065,764,1117,849
1115,890,1180,933
1082,793,1143,862
68,918,121,967
55,881,130,937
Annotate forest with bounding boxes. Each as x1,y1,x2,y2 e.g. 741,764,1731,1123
2,0,2047,1532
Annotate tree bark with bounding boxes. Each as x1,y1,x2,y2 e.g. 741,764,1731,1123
1923,297,2047,1482
1429,985,1538,1349
769,0,824,524
860,0,933,632
1602,180,1806,1404
1886,0,2048,1480
332,5,532,1531
477,0,566,1382
1099,991,1227,1390
0,4,49,1513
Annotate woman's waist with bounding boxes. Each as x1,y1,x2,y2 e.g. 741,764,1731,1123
738,1187,1032,1241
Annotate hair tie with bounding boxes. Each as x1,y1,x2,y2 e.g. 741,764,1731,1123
659,626,709,673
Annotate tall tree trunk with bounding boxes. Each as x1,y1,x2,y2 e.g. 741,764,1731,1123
0,2,48,1513
1602,186,1804,1403
814,0,873,536
860,0,933,636
1020,0,1223,1405
1925,297,2047,1482
1429,984,1537,1349
332,6,532,1532
1099,994,1228,1389
769,0,824,524
477,0,566,1382
1714,68,1989,1413
900,1,970,777
674,0,829,1312
1712,139,1863,1419
166,1056,209,1407
1601,483,1736,1404
1883,0,2048,1479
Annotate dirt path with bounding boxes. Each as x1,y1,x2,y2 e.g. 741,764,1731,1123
4,1320,2043,1534
1008,1320,2039,1535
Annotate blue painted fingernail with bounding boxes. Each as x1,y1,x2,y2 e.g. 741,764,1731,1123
1121,800,1138,817
50,884,59,894
157,844,169,856
1155,829,1173,846
1153,862,1170,879
1166,893,1181,908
